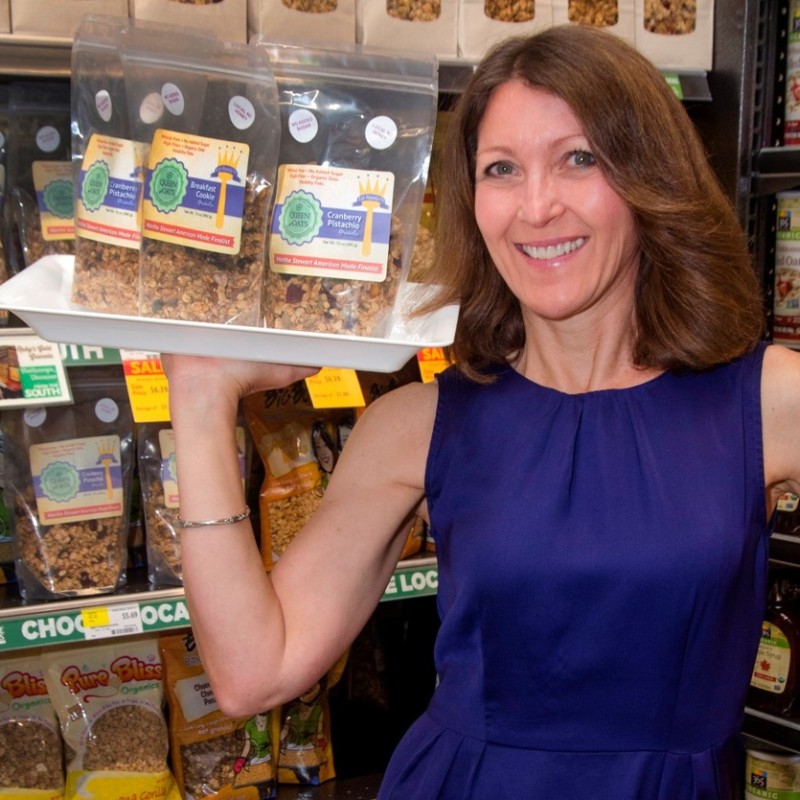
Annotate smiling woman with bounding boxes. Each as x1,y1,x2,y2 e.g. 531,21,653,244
162,24,800,800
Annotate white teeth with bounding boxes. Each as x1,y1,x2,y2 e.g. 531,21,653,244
522,237,586,260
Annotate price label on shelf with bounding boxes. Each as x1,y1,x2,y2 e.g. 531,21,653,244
120,350,170,422
81,603,144,640
305,368,365,408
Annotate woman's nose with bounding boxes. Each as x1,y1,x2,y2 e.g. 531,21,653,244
517,173,564,227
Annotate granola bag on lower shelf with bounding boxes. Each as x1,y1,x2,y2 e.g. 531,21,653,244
118,22,281,324
252,40,437,337
0,651,66,799
3,366,135,601
161,631,280,799
41,637,180,800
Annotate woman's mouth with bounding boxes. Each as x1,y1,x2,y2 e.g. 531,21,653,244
521,237,586,261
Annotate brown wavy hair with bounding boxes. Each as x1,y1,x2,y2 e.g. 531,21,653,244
424,24,764,381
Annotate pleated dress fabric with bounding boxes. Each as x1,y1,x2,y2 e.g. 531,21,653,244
379,343,772,799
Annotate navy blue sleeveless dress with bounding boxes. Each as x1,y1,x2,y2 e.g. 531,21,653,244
379,344,772,799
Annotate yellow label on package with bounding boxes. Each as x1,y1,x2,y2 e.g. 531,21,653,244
29,435,123,524
64,769,181,800
76,134,144,249
32,160,75,241
270,164,395,282
142,129,249,255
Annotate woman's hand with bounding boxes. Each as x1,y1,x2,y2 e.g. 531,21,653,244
161,353,320,424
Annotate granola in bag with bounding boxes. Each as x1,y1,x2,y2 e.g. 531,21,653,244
253,40,437,337
0,652,65,797
3,366,135,601
71,15,144,316
119,24,280,324
138,421,249,587
6,81,74,271
161,631,279,799
41,638,180,800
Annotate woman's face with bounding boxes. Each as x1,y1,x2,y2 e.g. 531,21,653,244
474,79,640,327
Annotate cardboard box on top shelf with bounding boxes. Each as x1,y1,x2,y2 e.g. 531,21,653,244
550,0,634,45
248,0,356,44
10,0,127,38
0,0,9,34
129,0,247,42
633,0,714,71
358,0,458,58
457,0,551,61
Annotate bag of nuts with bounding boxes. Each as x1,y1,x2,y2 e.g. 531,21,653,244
356,0,458,57
0,651,66,798
633,0,715,70
70,15,145,317
161,630,280,799
6,80,75,272
253,40,438,338
118,23,281,325
138,421,249,587
41,637,180,800
4,366,135,601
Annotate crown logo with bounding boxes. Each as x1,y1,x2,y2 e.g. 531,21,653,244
217,147,242,171
358,176,388,198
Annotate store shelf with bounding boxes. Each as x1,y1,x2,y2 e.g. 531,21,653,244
0,555,438,653
754,146,800,196
743,707,800,752
769,532,800,567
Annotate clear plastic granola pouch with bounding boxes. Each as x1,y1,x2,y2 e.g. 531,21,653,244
118,24,281,325
252,39,438,337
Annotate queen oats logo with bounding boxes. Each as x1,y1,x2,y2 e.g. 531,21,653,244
40,461,80,502
150,157,188,214
82,160,110,213
278,189,323,245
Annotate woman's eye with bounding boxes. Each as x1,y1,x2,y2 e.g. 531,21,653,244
486,160,515,177
568,149,596,167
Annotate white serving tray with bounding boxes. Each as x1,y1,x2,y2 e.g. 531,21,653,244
0,256,459,373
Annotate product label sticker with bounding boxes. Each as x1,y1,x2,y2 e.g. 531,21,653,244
269,164,395,282
142,129,249,255
32,161,75,241
30,435,123,525
76,134,145,249
0,334,72,409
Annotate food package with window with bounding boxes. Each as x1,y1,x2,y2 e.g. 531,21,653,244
550,0,634,43
253,40,437,337
71,15,143,316
138,420,249,587
161,630,280,799
118,22,280,324
0,650,66,798
3,366,135,601
8,0,127,38
42,637,180,800
458,0,552,59
633,0,714,70
244,390,356,569
5,80,74,272
357,0,457,56
129,0,246,42
248,0,355,44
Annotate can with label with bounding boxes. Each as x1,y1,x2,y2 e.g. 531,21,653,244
745,750,800,798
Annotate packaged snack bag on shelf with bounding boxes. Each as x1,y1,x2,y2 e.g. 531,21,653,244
244,390,356,569
0,651,66,798
276,651,348,786
161,630,279,799
357,0,458,57
633,0,714,70
138,421,249,587
42,638,180,800
129,0,247,42
71,15,143,316
9,0,127,38
5,81,74,272
458,0,552,59
550,0,634,43
253,40,437,337
119,23,280,324
3,366,135,601
247,0,356,46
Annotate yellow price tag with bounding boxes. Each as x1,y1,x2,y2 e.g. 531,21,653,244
305,368,365,408
120,350,171,423
81,607,110,628
416,347,451,383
